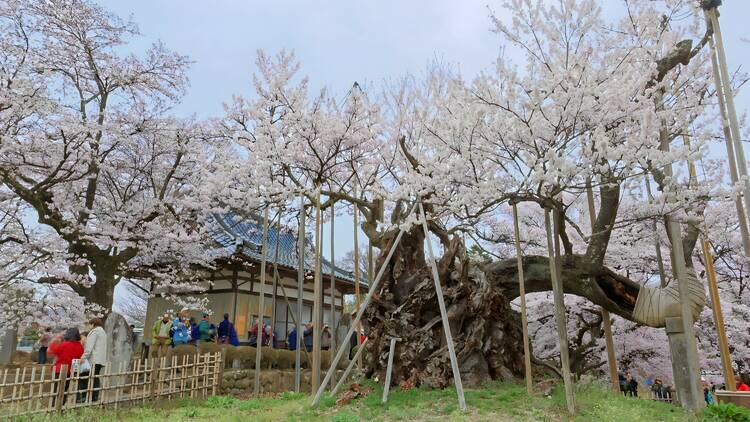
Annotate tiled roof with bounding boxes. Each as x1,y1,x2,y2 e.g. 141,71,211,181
208,213,366,288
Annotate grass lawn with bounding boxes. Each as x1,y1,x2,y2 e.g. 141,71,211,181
24,380,697,422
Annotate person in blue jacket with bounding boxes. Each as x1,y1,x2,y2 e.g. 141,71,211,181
287,327,298,351
172,317,191,346
217,313,240,346
227,324,239,346
189,317,200,343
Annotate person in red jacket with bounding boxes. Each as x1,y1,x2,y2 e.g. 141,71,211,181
48,328,84,405
737,380,750,391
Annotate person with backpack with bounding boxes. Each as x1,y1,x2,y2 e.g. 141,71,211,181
217,313,239,346
172,317,191,346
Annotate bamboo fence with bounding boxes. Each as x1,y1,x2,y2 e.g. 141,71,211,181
0,352,222,418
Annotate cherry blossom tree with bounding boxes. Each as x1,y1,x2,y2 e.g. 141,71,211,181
0,0,214,312
217,0,724,388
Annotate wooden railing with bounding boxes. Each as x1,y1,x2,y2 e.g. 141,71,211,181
0,352,222,418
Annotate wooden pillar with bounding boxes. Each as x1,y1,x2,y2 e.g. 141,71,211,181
585,179,619,392
253,207,270,395
295,196,305,392
311,189,323,394
544,208,576,414
511,203,533,394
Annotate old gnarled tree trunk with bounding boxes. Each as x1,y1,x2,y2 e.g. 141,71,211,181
360,224,700,388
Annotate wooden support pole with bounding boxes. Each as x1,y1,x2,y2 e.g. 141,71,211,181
353,187,363,370
331,337,369,396
705,9,750,261
707,9,750,234
368,240,374,291
295,196,305,393
544,209,576,414
418,201,467,411
683,136,736,391
270,211,282,349
584,180,619,392
703,239,736,390
511,203,533,395
253,207,270,396
312,189,323,394
312,210,412,406
277,269,313,366
658,115,703,411
329,205,337,387
382,337,400,404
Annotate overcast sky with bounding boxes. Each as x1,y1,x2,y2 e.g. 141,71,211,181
105,1,750,263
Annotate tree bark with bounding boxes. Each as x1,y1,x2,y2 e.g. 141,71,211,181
361,227,651,388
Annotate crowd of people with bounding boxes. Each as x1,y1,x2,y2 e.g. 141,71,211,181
150,310,366,360
620,370,750,405
286,323,333,351
151,310,241,357
34,318,109,404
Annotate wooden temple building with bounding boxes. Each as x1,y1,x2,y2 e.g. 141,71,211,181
143,212,367,346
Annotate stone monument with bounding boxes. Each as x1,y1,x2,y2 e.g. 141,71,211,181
105,313,133,383
0,328,17,364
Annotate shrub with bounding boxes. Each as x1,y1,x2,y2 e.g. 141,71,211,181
700,403,750,422
233,346,256,367
275,349,296,369
167,345,198,363
331,412,360,422
197,342,222,355
229,346,279,369
203,395,238,408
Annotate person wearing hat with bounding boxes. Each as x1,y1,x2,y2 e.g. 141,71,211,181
197,312,212,344
152,313,173,358
321,324,332,351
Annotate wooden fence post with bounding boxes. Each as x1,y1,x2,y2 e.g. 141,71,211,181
216,349,225,395
55,365,67,415
149,357,160,401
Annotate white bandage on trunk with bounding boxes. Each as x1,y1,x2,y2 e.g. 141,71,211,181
632,269,705,328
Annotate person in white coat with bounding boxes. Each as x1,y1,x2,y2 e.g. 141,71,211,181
80,317,107,402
